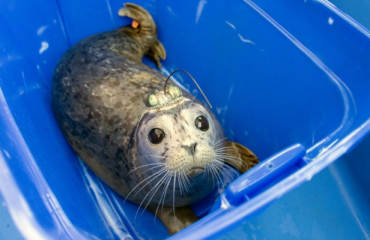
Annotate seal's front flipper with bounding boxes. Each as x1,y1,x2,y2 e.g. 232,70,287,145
145,39,166,69
224,141,259,174
148,206,198,235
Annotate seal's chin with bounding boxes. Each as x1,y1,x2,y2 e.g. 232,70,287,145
189,167,205,177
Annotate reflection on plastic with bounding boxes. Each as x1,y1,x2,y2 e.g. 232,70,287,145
243,0,357,160
0,88,89,240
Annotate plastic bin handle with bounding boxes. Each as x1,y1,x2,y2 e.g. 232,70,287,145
210,144,306,212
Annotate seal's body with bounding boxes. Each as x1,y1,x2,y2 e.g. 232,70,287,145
52,3,258,234
52,3,224,207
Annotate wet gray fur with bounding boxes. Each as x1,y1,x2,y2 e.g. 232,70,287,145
51,4,224,207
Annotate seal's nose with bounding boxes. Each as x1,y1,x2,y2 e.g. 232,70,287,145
181,143,198,156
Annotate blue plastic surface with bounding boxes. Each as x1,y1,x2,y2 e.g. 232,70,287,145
219,132,370,240
1,0,370,239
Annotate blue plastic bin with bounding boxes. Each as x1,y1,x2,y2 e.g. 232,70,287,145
1,0,370,239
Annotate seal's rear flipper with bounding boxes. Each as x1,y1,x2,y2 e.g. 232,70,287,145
118,3,155,35
224,141,259,174
118,3,166,68
145,39,166,68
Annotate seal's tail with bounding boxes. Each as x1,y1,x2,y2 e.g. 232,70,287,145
119,3,166,68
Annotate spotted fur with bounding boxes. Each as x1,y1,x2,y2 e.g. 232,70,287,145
51,4,225,208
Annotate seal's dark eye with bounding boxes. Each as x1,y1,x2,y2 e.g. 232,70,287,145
195,115,209,131
149,128,165,144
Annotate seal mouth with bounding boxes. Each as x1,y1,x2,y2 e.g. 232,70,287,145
189,167,205,171
188,166,205,177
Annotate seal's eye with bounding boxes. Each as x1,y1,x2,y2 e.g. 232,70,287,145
149,128,165,144
195,115,209,131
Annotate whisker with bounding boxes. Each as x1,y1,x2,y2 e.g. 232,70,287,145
206,165,216,189
209,163,223,184
208,164,222,193
181,171,191,192
223,163,240,176
173,171,177,224
217,160,240,170
214,147,241,152
176,166,187,195
214,162,234,187
126,163,167,175
137,165,166,178
214,152,244,157
135,172,170,220
153,174,172,225
215,156,249,169
178,173,183,195
178,171,186,195
143,173,172,213
220,167,234,185
154,173,173,223
135,173,168,221
214,160,240,178
211,137,228,148
123,168,167,204
132,169,168,199
218,154,246,159
215,155,249,167
160,172,174,215
214,157,245,166
214,154,244,160
221,164,240,185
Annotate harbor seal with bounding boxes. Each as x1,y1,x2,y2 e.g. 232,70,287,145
51,3,258,234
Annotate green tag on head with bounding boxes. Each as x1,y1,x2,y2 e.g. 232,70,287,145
148,94,158,106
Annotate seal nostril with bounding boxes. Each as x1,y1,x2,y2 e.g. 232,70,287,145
192,143,197,154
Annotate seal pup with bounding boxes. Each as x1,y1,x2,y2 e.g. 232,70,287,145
51,3,258,234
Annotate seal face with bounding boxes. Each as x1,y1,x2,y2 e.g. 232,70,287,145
51,3,258,211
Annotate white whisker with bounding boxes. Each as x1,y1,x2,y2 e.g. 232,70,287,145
214,147,240,152
127,162,167,175
216,155,249,169
135,172,170,220
215,160,240,177
123,168,167,204
181,171,191,192
206,165,216,189
154,173,173,223
208,164,222,192
137,165,166,178
173,171,177,224
215,154,248,167
142,172,172,215
211,137,228,148
209,163,223,184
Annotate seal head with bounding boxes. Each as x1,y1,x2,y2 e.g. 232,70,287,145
131,88,225,206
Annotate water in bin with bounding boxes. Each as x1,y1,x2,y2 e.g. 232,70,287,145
1,0,370,239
